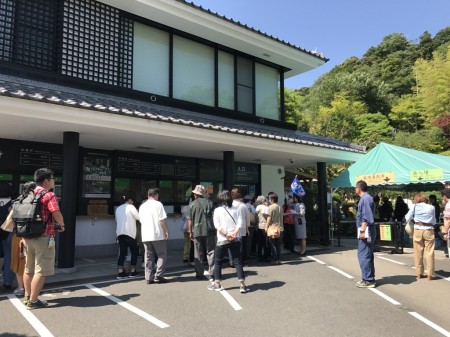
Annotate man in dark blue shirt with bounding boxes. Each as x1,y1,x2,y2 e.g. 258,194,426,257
355,180,376,288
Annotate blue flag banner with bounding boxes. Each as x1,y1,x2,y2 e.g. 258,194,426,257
291,177,306,198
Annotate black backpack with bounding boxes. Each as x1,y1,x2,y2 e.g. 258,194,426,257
12,191,49,237
0,199,11,240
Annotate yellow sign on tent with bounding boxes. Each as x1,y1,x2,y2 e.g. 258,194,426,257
410,168,444,182
356,172,395,185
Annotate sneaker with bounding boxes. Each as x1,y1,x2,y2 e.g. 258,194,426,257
154,276,169,283
146,279,155,284
13,288,25,297
23,295,30,306
356,280,376,288
26,299,48,310
116,272,128,280
128,271,139,278
207,283,223,292
240,286,249,294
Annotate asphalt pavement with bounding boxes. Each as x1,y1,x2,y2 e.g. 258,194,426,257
2,238,450,337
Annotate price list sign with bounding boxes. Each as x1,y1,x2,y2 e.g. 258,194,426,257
19,148,63,168
117,156,160,175
379,224,392,241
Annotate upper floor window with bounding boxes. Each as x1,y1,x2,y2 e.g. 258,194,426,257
173,35,214,106
218,50,235,110
255,63,280,120
236,56,253,114
133,22,170,96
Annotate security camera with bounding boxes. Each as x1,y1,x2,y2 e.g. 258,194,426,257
289,159,294,164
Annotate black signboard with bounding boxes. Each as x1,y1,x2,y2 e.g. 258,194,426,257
0,138,63,171
235,163,259,183
199,159,223,181
175,159,196,178
115,152,196,179
117,155,160,175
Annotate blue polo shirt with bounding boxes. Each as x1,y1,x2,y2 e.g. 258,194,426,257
356,193,375,228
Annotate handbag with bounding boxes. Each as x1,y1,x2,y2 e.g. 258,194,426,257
267,224,281,239
1,210,13,233
404,205,415,235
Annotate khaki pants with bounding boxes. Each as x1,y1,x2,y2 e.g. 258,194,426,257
413,229,435,277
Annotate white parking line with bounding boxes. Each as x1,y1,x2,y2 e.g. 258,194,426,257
85,284,169,328
377,256,406,265
8,295,55,337
409,312,450,337
307,256,326,265
368,288,401,305
219,289,242,311
327,266,354,279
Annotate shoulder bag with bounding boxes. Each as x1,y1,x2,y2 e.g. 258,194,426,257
267,205,282,239
404,205,415,235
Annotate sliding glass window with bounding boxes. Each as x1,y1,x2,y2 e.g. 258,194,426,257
133,22,170,96
255,63,280,120
173,35,214,106
237,56,253,114
218,51,235,110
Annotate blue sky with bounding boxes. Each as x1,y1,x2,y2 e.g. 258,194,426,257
191,0,450,89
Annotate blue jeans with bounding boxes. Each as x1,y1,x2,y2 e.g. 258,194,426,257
214,240,245,282
357,226,376,281
269,237,281,261
2,232,15,286
117,235,138,268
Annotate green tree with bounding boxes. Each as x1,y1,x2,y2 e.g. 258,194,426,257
415,46,450,122
309,94,366,141
419,31,434,60
389,94,424,132
354,113,393,148
391,127,446,153
284,88,306,129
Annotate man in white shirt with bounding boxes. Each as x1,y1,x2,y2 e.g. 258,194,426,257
115,195,140,279
139,188,170,284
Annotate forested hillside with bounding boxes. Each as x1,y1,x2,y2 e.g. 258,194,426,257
287,27,450,155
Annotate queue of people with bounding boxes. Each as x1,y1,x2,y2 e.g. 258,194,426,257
2,171,449,309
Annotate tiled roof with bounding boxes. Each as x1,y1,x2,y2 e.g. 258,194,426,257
176,0,328,62
0,74,363,153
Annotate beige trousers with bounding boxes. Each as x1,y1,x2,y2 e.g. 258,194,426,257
413,229,435,277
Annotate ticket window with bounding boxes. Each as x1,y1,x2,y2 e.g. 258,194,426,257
114,178,157,208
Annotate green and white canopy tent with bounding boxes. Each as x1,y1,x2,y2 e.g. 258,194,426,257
330,142,450,189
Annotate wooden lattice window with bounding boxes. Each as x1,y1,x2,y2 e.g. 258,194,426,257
61,0,132,87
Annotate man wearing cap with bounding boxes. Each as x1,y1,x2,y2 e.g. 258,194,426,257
189,185,215,280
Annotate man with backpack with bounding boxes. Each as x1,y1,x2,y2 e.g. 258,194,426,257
21,168,66,309
189,185,215,281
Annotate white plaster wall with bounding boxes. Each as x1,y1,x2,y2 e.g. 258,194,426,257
75,214,186,247
261,165,285,199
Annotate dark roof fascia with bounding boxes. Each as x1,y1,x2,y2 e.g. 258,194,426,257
0,74,364,154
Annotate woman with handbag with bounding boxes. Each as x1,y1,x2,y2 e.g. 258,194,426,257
208,190,249,293
404,192,436,281
265,193,284,265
